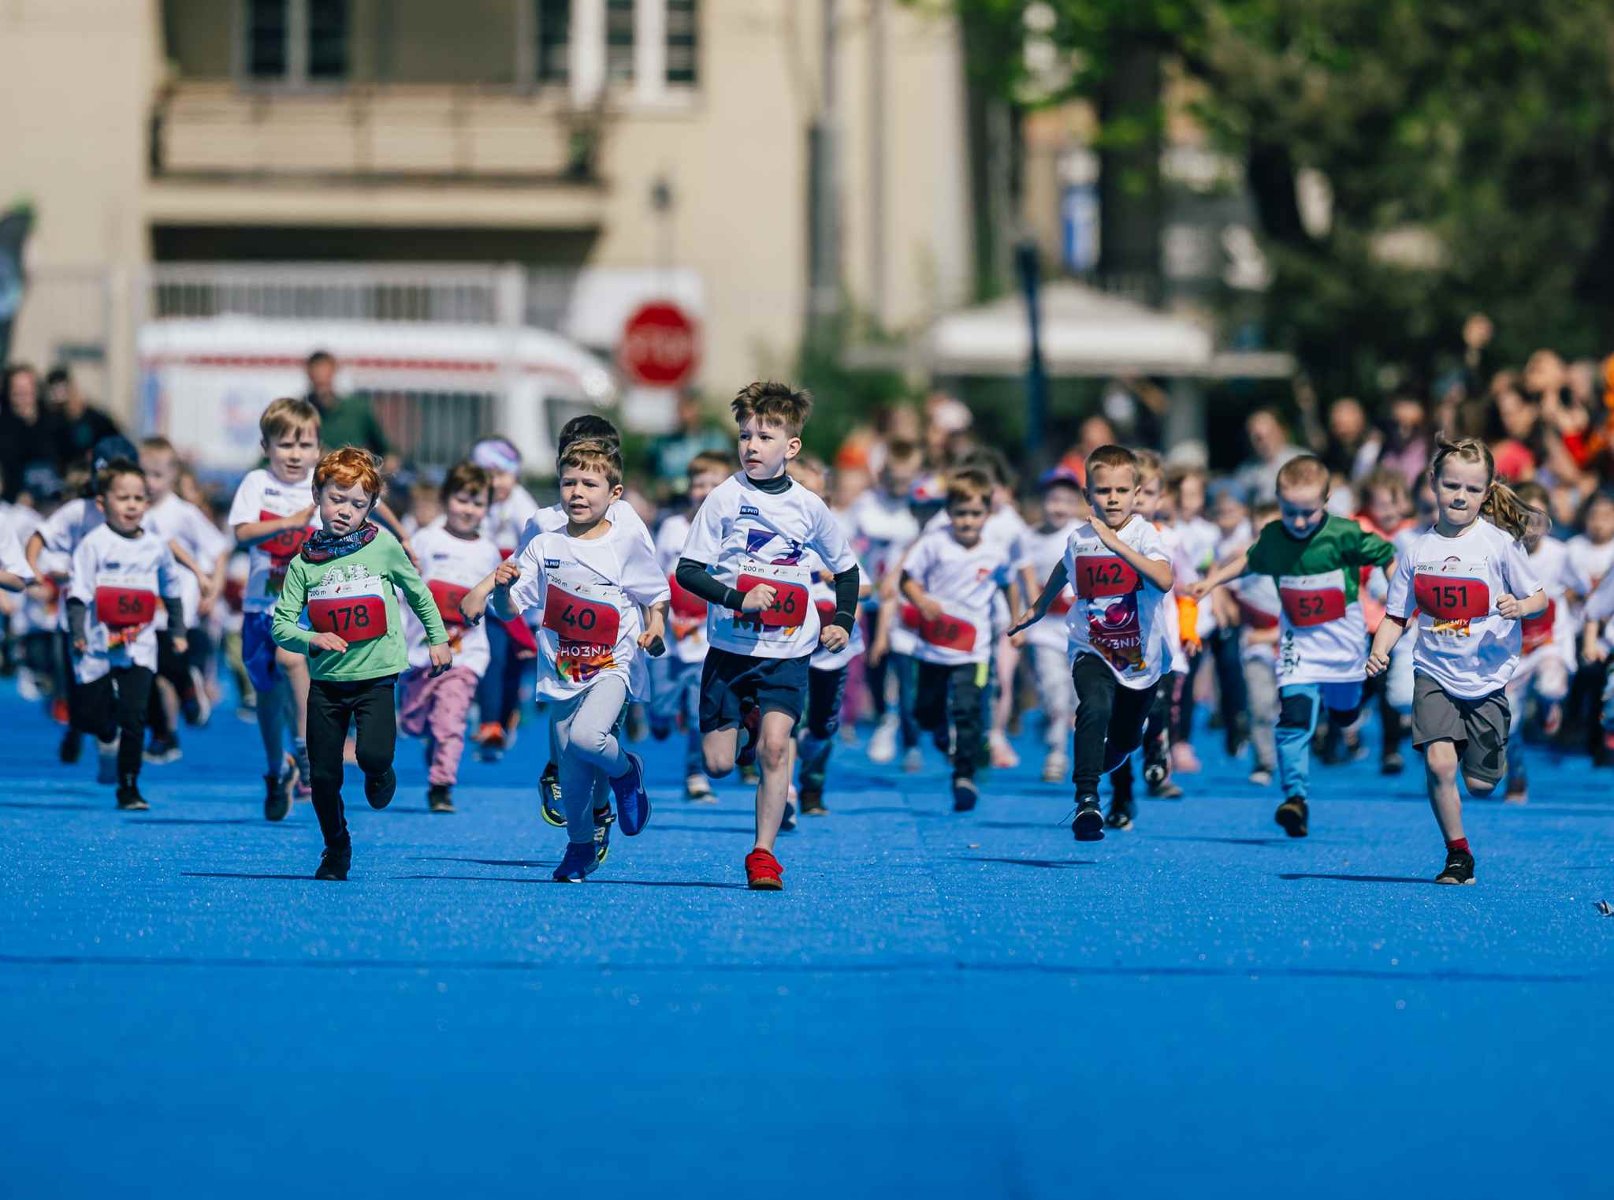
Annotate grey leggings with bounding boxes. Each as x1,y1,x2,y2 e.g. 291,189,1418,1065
550,674,630,844
1243,656,1278,773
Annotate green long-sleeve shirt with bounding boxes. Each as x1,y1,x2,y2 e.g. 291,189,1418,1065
271,526,446,682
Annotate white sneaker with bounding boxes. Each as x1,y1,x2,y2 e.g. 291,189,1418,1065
1249,767,1273,787
902,747,924,773
867,715,899,764
685,773,716,803
1041,751,1069,784
16,671,40,702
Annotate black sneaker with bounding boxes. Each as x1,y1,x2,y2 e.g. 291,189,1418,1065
427,784,456,813
1142,758,1168,788
952,777,979,812
1380,750,1405,776
263,771,291,822
799,784,827,816
1435,850,1476,885
1146,775,1184,800
1073,794,1105,841
115,783,149,811
539,761,565,827
364,769,396,811
1275,797,1309,838
1105,791,1135,830
58,728,82,765
315,840,352,881
781,796,799,832
144,734,182,765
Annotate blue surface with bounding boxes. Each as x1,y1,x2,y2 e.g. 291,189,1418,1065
2,683,1611,1198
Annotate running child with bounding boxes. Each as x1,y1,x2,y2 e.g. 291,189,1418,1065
489,439,668,882
271,448,452,881
397,461,503,813
1229,502,1282,786
1189,455,1394,838
226,398,320,820
895,467,1022,812
652,449,734,802
675,382,860,890
468,436,542,760
1355,469,1417,773
67,460,187,810
1368,437,1545,885
1009,444,1175,840
790,456,871,818
1021,468,1083,783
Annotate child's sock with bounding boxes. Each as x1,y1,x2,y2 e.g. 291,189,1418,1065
1446,837,1470,854
294,737,312,782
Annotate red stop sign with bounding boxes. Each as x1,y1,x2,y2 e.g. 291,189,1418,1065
620,301,699,388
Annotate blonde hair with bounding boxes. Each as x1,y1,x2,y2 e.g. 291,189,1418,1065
1429,437,1545,540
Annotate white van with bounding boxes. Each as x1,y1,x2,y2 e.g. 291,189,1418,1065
137,317,617,472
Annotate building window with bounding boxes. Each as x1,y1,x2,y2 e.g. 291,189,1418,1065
665,0,697,86
606,0,635,83
536,0,571,84
243,0,348,84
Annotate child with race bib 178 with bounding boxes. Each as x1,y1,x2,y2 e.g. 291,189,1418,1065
1368,438,1546,886
271,448,452,881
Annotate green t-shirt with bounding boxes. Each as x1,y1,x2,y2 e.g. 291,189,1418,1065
1243,513,1393,684
271,527,446,682
311,393,390,458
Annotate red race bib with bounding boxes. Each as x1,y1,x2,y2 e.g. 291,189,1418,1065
1278,573,1348,628
258,510,310,563
669,574,708,620
95,586,157,630
308,593,389,643
1521,597,1557,653
1074,555,1140,599
542,585,622,649
901,604,978,653
815,599,838,627
1237,597,1281,631
737,572,811,629
1049,590,1074,615
1413,573,1491,622
427,579,469,627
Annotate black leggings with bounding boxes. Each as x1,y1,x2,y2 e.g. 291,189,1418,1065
306,675,397,848
915,660,986,781
1072,653,1161,795
73,665,154,783
145,631,195,739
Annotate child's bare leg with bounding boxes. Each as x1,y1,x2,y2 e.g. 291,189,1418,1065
703,727,738,778
752,711,796,852
1424,739,1465,842
279,649,310,741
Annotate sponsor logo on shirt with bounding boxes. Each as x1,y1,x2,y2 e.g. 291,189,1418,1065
740,505,761,518
745,528,804,566
545,558,561,569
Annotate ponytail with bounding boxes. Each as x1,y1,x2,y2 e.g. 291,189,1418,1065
1429,436,1548,542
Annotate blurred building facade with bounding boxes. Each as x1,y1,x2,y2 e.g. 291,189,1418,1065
0,0,972,424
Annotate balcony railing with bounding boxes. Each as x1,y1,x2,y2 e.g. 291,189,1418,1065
150,82,605,183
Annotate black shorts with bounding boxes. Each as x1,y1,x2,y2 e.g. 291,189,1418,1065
698,647,810,733
1410,672,1510,786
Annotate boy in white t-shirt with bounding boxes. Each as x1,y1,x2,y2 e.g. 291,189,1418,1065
398,462,504,813
1021,469,1084,783
676,382,861,891
1369,438,1544,885
895,468,1021,812
492,441,669,881
225,398,321,821
1010,445,1174,841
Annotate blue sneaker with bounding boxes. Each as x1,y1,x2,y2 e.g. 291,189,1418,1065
553,841,599,883
612,753,651,836
539,761,565,827
593,806,612,866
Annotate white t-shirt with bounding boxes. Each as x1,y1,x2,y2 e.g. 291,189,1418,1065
1384,519,1542,699
0,513,32,581
405,525,504,677
38,497,107,632
68,524,183,683
846,487,920,590
1519,537,1581,668
506,520,670,701
1566,535,1614,592
1232,574,1281,665
680,474,857,660
924,503,1033,572
484,484,542,557
655,511,710,666
1023,521,1080,651
226,468,317,613
1174,516,1222,640
899,528,1014,666
144,492,230,629
1063,515,1174,689
523,497,656,560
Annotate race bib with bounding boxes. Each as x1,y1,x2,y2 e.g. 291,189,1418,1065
308,590,389,643
95,585,157,631
1414,570,1491,622
427,578,470,627
669,574,707,639
1521,597,1557,653
1237,597,1281,631
815,599,838,627
1278,570,1348,629
901,604,978,653
737,567,811,630
1049,590,1075,616
260,510,311,594
1074,554,1140,599
542,582,622,683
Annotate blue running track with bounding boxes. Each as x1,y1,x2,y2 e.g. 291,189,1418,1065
2,682,1611,1198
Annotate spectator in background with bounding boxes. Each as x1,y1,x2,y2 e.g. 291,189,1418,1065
1058,414,1118,485
1489,379,1543,482
1376,391,1434,491
1233,408,1305,504
647,390,728,491
922,392,974,467
46,366,119,471
304,350,392,465
0,364,60,503
1098,375,1167,449
1319,397,1383,484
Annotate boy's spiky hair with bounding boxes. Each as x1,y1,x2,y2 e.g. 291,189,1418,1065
314,446,384,502
688,449,737,479
558,438,624,489
732,381,813,437
1085,444,1140,485
1276,454,1331,493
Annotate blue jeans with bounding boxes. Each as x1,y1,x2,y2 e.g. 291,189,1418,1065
649,654,704,777
1276,681,1364,800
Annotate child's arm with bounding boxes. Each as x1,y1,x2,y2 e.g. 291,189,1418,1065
270,559,334,655
0,570,24,593
389,537,451,673
1497,589,1547,620
1183,549,1249,600
234,507,315,550
868,595,895,665
622,539,672,654
1008,560,1070,640
156,548,189,654
899,569,942,621
1092,519,1174,592
487,557,530,623
372,502,417,564
1497,539,1548,620
1366,615,1407,676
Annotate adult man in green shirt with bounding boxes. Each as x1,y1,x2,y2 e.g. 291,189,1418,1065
305,350,394,467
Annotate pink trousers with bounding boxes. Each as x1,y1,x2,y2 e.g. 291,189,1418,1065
398,665,479,786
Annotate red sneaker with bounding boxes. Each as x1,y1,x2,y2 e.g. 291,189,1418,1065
745,848,784,891
475,721,506,751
